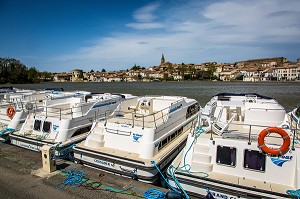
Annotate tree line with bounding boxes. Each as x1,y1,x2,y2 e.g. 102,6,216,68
0,57,52,84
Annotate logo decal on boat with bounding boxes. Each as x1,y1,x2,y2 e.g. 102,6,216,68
155,141,160,147
271,155,293,167
119,166,137,174
52,125,59,132
133,133,143,142
94,158,115,167
169,104,182,113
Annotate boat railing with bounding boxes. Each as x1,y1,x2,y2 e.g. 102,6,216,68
247,107,285,111
40,102,89,120
109,109,167,129
0,97,48,114
0,101,29,117
288,113,300,150
210,121,293,145
107,103,181,129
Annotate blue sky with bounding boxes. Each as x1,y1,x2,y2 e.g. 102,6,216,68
0,0,300,72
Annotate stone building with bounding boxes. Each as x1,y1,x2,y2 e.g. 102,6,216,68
72,69,84,82
236,57,287,68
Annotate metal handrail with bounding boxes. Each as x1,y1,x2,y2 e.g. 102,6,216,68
42,102,98,120
211,119,295,144
108,109,168,129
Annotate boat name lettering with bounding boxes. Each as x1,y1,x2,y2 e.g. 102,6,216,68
133,133,143,142
119,166,137,174
169,104,182,113
209,190,237,199
121,125,129,128
94,159,115,167
270,155,293,167
280,155,293,160
19,142,39,150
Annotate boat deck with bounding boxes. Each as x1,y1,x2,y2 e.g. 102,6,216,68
107,111,166,128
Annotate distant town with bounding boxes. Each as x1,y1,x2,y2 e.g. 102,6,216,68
54,55,300,82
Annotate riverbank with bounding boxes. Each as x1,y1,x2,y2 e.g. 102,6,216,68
0,142,169,199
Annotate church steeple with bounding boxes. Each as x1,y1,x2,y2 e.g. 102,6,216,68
161,53,165,65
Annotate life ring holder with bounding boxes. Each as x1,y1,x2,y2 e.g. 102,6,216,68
258,127,290,156
6,105,15,119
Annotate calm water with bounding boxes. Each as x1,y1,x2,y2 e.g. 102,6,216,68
6,81,300,112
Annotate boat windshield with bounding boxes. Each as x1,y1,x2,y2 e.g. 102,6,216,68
296,106,300,117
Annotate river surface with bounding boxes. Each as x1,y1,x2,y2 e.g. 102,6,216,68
6,81,300,112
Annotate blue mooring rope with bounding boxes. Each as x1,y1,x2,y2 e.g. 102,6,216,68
143,189,165,199
55,143,76,161
0,128,15,142
57,166,165,199
286,189,300,199
166,126,207,199
57,165,88,190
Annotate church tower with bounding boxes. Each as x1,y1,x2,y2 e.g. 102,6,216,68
161,53,165,65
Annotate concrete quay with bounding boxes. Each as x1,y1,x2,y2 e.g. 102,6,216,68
0,142,171,199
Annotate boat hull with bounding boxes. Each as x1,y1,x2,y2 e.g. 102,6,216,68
73,136,187,184
9,133,87,152
167,171,290,199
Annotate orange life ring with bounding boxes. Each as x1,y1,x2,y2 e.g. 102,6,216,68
6,105,15,119
258,127,290,155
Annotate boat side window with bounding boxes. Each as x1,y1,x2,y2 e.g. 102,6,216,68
33,120,41,131
244,149,266,171
296,107,300,117
42,121,52,133
216,145,236,167
186,103,200,119
158,126,183,151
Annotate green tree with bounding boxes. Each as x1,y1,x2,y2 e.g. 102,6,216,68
130,64,141,71
0,57,41,83
39,71,53,82
207,63,217,80
27,67,40,83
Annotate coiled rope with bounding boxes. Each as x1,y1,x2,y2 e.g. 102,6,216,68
57,165,88,190
57,165,165,199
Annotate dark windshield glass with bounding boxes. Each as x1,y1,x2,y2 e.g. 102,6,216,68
33,120,41,131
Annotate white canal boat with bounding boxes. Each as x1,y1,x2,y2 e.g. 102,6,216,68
167,93,298,199
10,93,134,151
73,96,200,184
0,89,50,140
0,89,91,141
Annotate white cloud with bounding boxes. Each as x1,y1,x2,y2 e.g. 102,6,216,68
132,2,160,22
126,22,163,29
54,0,300,72
125,2,163,30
